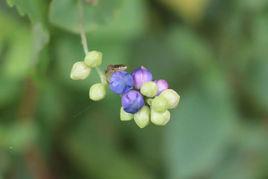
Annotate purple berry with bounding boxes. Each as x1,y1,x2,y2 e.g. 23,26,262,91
131,66,153,89
121,90,145,114
109,71,134,94
155,79,169,95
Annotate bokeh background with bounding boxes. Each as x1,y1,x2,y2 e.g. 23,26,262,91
1,0,268,179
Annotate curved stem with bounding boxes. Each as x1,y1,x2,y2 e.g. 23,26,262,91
78,0,89,54
78,0,106,84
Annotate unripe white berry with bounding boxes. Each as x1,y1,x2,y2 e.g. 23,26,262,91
84,50,102,68
151,96,168,112
70,61,91,80
89,83,106,101
134,106,150,128
140,81,158,97
151,109,170,126
120,107,133,121
160,89,180,109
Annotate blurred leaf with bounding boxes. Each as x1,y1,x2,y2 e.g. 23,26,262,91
0,13,24,107
212,123,268,179
88,0,146,40
0,11,49,80
32,23,49,60
238,0,268,11
247,61,268,110
36,82,64,130
6,0,50,67
165,67,238,178
0,12,18,39
252,15,268,59
0,122,37,153
6,0,44,22
64,115,153,179
159,0,211,23
0,77,21,107
246,16,268,109
49,0,123,33
0,151,11,177
2,29,32,79
167,26,213,70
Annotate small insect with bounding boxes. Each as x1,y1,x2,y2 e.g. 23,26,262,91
105,64,127,82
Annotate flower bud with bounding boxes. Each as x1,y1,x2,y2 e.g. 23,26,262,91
132,66,153,89
84,50,102,68
70,61,91,80
151,109,170,126
155,79,169,95
151,96,168,112
120,107,133,121
134,106,150,128
140,81,158,97
160,89,180,109
109,71,134,94
121,90,144,114
89,83,106,101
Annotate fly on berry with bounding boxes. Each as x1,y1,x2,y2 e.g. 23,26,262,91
105,64,127,81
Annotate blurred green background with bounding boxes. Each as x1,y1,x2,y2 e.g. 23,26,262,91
1,0,268,179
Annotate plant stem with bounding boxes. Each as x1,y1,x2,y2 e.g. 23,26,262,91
96,67,107,84
78,0,89,54
78,0,106,84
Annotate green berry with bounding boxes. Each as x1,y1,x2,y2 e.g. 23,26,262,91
89,83,106,101
151,96,168,112
160,89,180,109
84,50,102,68
134,106,150,128
151,109,170,126
120,107,133,121
70,61,91,80
140,81,158,97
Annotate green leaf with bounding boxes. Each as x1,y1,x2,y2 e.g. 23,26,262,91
0,11,49,80
88,0,146,40
165,67,238,178
32,22,50,60
6,0,45,23
49,0,123,33
2,29,33,79
5,0,50,55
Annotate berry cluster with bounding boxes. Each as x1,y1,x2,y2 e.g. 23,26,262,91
109,66,180,128
70,50,180,128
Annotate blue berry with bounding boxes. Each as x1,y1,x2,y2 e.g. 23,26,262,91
121,90,144,114
109,71,134,94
